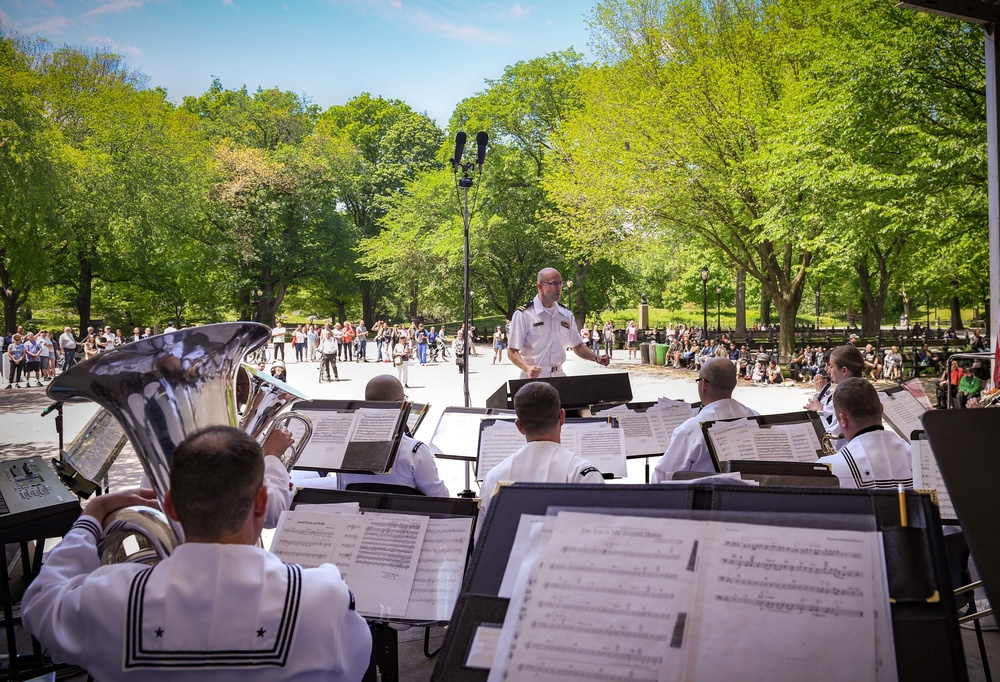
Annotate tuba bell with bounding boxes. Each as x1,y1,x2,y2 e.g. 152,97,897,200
238,363,313,471
47,322,272,563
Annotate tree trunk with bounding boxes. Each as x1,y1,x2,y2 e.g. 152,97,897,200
759,295,771,327
950,295,964,330
408,282,418,321
775,293,804,359
361,282,374,328
75,255,94,336
857,256,891,336
735,268,746,333
336,301,347,324
2,292,27,336
903,296,911,322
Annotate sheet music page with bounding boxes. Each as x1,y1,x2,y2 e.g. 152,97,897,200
651,397,689,410
752,423,821,463
295,411,354,468
878,391,927,439
269,509,361,566
498,514,548,598
477,420,526,481
688,522,881,682
337,512,427,618
654,406,695,439
489,512,704,682
564,422,628,477
594,405,694,456
292,502,362,514
708,423,759,463
401,516,473,621
350,407,401,442
873,534,898,682
911,439,955,520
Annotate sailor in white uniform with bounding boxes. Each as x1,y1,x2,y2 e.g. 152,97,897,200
652,358,759,480
507,267,610,379
23,426,371,681
477,382,604,538
337,375,450,496
816,377,913,489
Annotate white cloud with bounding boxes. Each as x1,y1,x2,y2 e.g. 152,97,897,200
88,34,143,57
24,14,71,35
507,3,528,20
331,0,510,44
83,0,148,18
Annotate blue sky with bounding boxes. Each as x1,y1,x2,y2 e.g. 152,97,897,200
1,0,595,126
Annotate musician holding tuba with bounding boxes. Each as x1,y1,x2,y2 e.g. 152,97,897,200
22,426,372,681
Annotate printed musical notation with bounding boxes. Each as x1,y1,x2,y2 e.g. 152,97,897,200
910,438,956,520
294,407,402,469
271,509,473,620
708,418,822,464
489,514,888,682
879,390,927,440
594,401,695,457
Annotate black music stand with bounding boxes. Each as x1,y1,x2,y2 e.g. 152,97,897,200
290,488,479,682
923,409,1000,615
435,482,964,682
291,400,410,474
484,372,633,413
702,410,826,472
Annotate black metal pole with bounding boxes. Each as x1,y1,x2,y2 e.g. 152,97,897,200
702,279,708,334
462,184,471,409
716,286,721,330
925,288,931,331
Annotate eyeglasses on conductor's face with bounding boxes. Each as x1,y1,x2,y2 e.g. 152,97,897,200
540,280,564,288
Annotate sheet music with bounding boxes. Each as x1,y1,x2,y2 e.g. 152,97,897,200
477,420,527,481
499,514,548,598
466,625,503,670
594,404,694,456
490,512,889,682
296,411,355,468
689,522,882,681
489,512,703,682
911,439,955,520
270,510,429,618
709,421,820,464
350,512,428,618
879,390,927,440
564,421,628,477
402,517,473,621
429,410,516,458
352,407,401,441
651,397,690,410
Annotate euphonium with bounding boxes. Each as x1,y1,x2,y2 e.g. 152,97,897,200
47,322,272,564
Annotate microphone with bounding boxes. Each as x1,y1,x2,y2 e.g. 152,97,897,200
452,131,467,170
475,131,488,170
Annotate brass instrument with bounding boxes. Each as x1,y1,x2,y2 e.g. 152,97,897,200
47,322,272,563
820,433,840,455
239,363,314,471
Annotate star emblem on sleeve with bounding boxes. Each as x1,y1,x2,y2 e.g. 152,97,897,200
256,628,266,638
155,628,164,638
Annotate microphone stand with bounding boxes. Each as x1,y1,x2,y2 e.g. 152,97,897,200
459,166,474,410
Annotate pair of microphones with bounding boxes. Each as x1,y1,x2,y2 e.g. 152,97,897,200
451,131,488,171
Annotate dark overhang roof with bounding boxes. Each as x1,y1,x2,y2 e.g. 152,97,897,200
899,0,1000,25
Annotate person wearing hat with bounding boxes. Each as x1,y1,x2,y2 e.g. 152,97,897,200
956,365,982,409
270,361,287,382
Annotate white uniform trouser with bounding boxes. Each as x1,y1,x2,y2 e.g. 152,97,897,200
397,360,409,386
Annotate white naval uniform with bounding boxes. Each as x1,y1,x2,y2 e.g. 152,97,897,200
22,516,371,681
476,440,604,538
507,295,583,379
816,426,913,490
651,398,760,481
337,433,450,497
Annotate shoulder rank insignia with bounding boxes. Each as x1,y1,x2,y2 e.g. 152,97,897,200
579,467,601,477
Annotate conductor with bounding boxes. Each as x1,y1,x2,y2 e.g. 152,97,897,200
23,426,372,681
651,357,759,481
507,267,611,378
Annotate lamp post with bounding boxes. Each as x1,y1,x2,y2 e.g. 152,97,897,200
700,267,709,335
925,288,931,331
716,286,721,331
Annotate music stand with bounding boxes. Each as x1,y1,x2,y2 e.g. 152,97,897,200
291,400,409,474
484,372,633,412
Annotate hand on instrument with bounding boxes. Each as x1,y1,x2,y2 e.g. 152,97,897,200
83,488,159,525
263,426,294,459
804,397,821,412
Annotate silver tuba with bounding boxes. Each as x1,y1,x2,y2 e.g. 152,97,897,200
47,322,272,564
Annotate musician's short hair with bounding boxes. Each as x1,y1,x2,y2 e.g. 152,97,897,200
832,377,881,423
830,345,864,377
700,357,738,393
514,382,562,436
170,426,264,540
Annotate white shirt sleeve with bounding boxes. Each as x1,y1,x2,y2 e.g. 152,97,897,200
410,442,450,497
263,456,292,528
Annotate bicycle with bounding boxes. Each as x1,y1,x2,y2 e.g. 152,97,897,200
245,346,270,365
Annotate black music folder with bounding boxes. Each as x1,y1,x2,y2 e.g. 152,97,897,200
702,410,826,471
433,482,965,682
923,409,1000,613
291,399,409,474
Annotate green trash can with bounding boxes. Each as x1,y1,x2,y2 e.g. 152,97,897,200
655,343,668,366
